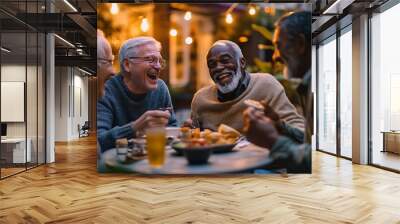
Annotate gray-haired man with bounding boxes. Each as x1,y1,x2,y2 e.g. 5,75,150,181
97,30,115,97
97,36,177,152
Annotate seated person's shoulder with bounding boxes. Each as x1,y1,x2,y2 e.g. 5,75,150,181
192,85,215,103
103,75,122,95
155,79,172,96
250,73,282,89
157,78,167,87
156,79,171,92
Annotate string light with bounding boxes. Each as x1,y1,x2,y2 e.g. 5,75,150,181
239,36,248,43
185,37,193,45
110,3,119,15
184,11,192,21
169,29,178,37
140,18,149,32
225,13,233,24
248,6,256,16
264,7,276,16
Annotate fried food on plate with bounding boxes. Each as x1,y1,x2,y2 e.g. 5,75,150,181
179,124,240,147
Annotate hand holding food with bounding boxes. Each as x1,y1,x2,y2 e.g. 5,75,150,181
244,99,279,122
242,107,280,149
131,110,170,135
182,118,194,128
244,99,265,111
263,103,280,122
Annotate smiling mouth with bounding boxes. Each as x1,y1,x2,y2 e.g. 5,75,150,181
215,73,232,84
147,71,158,81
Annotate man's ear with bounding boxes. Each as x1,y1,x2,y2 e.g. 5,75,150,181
240,57,246,69
123,59,130,72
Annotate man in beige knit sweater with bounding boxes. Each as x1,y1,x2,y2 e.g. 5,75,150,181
190,40,304,133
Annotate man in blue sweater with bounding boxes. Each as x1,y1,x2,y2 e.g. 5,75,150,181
97,37,177,152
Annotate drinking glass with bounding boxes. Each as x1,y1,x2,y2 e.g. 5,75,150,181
115,138,128,162
146,127,166,168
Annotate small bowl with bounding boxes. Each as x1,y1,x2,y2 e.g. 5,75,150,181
171,141,186,155
183,147,212,165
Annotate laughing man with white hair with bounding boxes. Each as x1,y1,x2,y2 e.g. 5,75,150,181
190,40,304,132
97,36,177,152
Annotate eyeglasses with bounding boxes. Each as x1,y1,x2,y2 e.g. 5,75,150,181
128,56,167,69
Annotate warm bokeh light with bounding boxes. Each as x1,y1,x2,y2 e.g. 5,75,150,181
184,11,192,21
185,36,193,45
225,13,233,24
239,36,248,43
169,29,178,37
140,18,149,32
264,7,276,16
110,3,119,15
248,6,256,16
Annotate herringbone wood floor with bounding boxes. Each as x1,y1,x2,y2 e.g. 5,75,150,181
1,135,399,224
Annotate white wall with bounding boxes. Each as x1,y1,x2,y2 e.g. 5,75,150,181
1,64,45,163
55,66,69,141
1,65,37,138
54,67,89,141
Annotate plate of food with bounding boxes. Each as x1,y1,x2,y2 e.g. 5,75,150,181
171,124,241,155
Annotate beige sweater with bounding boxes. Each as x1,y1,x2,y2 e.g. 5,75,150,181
191,73,305,133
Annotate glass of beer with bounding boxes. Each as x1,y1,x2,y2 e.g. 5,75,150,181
146,127,166,168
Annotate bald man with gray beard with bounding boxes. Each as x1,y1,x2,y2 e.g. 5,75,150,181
190,40,304,134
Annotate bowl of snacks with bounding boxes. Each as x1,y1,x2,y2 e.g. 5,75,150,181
172,124,241,158
181,140,212,165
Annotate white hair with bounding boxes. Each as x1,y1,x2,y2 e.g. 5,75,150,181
97,33,111,68
211,40,243,59
118,36,161,72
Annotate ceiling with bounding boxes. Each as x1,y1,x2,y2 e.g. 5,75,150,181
0,0,96,74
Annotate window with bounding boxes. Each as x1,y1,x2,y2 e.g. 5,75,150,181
317,35,337,154
370,2,400,171
0,0,46,179
339,27,352,158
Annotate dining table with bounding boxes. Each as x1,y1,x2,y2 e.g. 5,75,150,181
100,140,273,174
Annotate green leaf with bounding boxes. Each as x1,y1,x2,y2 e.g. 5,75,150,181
251,24,273,41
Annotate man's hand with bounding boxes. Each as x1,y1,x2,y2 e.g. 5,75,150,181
260,100,279,122
182,118,202,129
243,107,280,149
182,118,194,128
259,100,285,133
131,110,170,135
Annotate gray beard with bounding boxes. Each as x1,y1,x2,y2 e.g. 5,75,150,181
216,67,241,94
